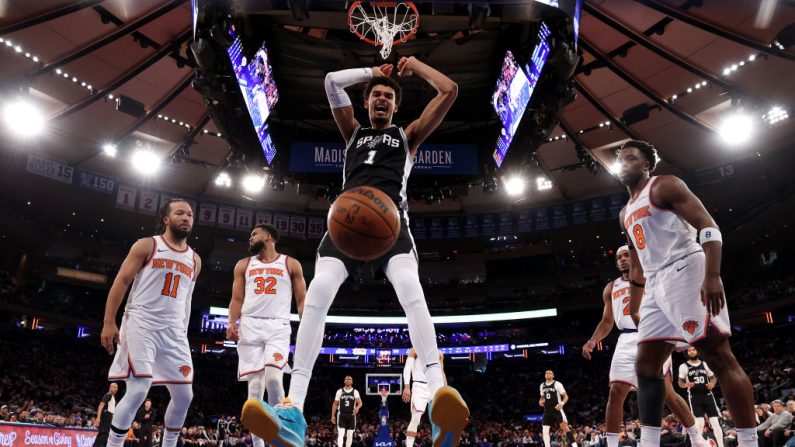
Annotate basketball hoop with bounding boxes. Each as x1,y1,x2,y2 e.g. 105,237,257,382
348,1,419,59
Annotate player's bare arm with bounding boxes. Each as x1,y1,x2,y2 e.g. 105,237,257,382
400,57,458,155
226,258,248,341
583,282,615,359
651,175,724,315
101,237,154,354
331,399,339,424
556,392,568,411
289,257,307,318
184,253,202,332
402,348,416,402
94,401,105,428
353,395,363,415
326,64,394,143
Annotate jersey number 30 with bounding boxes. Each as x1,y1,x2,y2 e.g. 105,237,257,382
254,277,277,295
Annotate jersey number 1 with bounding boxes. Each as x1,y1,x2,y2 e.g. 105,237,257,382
364,150,376,165
161,272,181,298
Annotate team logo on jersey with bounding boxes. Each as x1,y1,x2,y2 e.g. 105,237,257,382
682,320,699,335
273,353,284,362
179,365,192,377
356,133,400,149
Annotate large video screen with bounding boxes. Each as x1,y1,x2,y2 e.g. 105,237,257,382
492,50,532,167
227,27,279,165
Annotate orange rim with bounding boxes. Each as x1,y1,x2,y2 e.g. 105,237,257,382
348,1,419,47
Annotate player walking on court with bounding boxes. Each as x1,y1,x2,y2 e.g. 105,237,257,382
227,224,306,447
101,199,202,447
539,370,574,447
616,140,756,447
331,376,363,447
583,246,711,447
679,347,724,447
403,348,446,447
241,57,469,447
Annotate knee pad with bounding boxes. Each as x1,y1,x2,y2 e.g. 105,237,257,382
637,375,665,427
408,411,422,432
248,372,265,399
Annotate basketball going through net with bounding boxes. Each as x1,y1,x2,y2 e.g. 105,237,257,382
348,1,419,59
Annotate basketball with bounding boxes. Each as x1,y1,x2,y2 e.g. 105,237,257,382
327,186,401,261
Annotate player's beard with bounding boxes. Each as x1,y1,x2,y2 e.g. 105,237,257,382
248,240,265,255
170,222,192,239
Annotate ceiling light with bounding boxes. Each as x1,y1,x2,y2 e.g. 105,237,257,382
536,176,553,191
723,68,730,76
504,176,526,196
131,149,161,175
610,160,621,175
56,69,62,75
719,111,755,146
242,174,265,193
749,54,756,61
731,64,738,71
687,87,693,93
3,99,45,137
215,172,232,188
102,143,117,157
14,46,22,53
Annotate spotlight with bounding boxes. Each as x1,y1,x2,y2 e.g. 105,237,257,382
131,149,161,175
214,172,232,188
749,54,756,61
723,68,730,75
102,143,117,157
504,176,526,196
610,160,621,175
3,99,45,137
536,176,553,191
719,111,755,146
242,174,265,193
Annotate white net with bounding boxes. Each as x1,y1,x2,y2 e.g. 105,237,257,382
349,2,418,59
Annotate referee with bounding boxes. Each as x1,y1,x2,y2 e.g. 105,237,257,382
678,347,725,447
331,376,362,447
92,383,118,447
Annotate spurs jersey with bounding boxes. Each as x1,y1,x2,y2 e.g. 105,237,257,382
610,276,635,331
343,125,412,212
125,235,196,330
241,254,292,320
623,176,702,274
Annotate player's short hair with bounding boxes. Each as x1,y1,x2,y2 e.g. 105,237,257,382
254,224,279,243
620,140,659,172
155,198,191,234
364,77,402,106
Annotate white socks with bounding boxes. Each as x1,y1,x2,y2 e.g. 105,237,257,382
345,429,354,447
606,432,619,447
337,429,345,447
686,424,705,443
289,258,348,411
542,425,551,447
406,436,415,447
640,425,661,447
709,417,725,447
735,428,758,447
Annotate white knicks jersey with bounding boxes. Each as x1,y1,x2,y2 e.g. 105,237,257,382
241,254,293,320
125,236,197,331
411,354,428,384
610,276,635,331
623,177,702,275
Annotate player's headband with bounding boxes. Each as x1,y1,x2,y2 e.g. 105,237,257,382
617,245,630,254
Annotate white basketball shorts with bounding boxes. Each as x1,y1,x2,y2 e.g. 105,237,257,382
108,316,193,384
237,316,291,381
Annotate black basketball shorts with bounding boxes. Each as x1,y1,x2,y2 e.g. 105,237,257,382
542,409,567,426
689,392,720,418
337,413,356,431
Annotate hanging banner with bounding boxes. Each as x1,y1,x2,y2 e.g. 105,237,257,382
552,205,569,228
159,194,175,210
255,211,273,226
516,209,533,233
446,216,462,239
217,206,236,229
77,170,116,195
498,212,513,234
589,197,608,222
115,184,137,211
571,201,588,225
236,209,253,231
289,215,307,238
480,213,497,237
307,216,325,238
608,194,625,218
198,203,217,226
273,213,290,234
138,190,160,215
535,208,550,231
25,154,74,184
464,214,479,238
411,217,428,240
429,217,445,239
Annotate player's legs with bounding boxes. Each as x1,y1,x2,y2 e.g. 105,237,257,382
635,341,675,447
406,410,423,447
705,397,725,447
542,425,552,447
337,419,345,447
693,332,755,447
605,382,632,447
106,377,153,447
664,373,706,444
263,366,285,406
289,257,349,411
161,383,193,447
345,428,354,447
248,372,267,447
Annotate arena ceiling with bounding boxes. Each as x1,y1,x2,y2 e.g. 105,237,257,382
1,0,795,217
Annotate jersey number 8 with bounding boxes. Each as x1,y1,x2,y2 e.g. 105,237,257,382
632,224,647,250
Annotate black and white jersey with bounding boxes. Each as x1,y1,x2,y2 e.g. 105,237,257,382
540,381,566,412
335,387,360,415
342,125,413,212
678,360,714,395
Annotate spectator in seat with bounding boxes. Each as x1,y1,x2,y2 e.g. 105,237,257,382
758,400,793,447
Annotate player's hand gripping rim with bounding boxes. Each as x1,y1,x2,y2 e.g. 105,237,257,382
101,322,120,354
701,273,726,317
372,63,394,78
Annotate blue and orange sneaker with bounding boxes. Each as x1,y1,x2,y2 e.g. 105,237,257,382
429,386,470,447
241,397,306,447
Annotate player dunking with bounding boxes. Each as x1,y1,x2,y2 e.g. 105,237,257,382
583,246,711,447
242,58,469,447
615,140,756,447
227,224,306,447
403,348,446,447
331,376,363,447
539,370,574,447
678,347,724,447
101,199,202,447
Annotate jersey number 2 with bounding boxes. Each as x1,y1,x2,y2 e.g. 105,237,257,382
364,150,376,165
254,277,277,295
161,272,181,298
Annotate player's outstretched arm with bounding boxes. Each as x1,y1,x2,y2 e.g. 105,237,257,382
325,65,393,143
101,237,154,354
583,283,615,359
400,56,458,155
652,175,724,315
226,259,248,341
288,257,307,318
